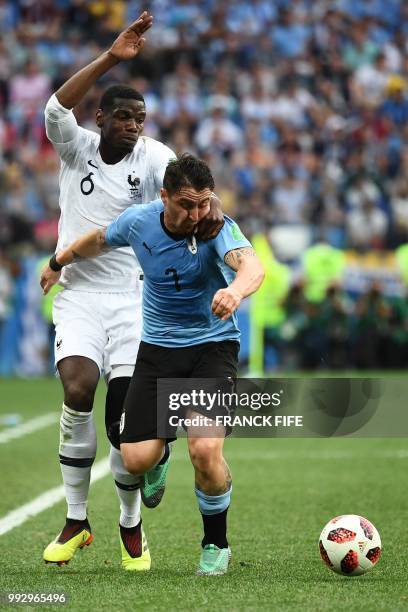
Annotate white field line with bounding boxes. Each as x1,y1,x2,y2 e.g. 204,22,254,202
0,413,59,444
0,457,110,536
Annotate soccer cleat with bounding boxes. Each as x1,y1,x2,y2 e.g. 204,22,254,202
43,519,93,565
141,445,171,508
196,544,231,576
120,523,151,571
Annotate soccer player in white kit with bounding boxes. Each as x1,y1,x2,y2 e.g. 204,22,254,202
41,11,223,571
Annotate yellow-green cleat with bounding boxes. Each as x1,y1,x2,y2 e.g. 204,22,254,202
43,519,93,566
120,522,151,571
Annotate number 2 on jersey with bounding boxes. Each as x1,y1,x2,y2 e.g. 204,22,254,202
165,268,181,291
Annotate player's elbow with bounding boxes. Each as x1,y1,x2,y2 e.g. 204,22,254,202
44,95,60,123
252,261,265,289
258,264,266,286
44,93,72,123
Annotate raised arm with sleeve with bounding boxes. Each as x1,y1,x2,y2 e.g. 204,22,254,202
44,93,80,149
44,11,153,149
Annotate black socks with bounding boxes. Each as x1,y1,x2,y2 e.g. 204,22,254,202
201,508,229,549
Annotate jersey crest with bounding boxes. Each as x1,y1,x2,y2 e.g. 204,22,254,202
187,235,198,255
128,173,141,200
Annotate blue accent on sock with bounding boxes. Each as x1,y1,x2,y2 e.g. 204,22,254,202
195,486,232,516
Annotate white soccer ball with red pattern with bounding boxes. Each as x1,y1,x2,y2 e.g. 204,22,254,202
319,515,381,576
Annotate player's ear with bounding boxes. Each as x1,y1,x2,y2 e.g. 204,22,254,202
96,109,103,128
160,188,168,204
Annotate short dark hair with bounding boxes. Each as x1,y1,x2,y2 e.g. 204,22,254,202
163,154,215,195
99,85,145,112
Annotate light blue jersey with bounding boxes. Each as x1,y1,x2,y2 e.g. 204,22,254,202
105,200,252,347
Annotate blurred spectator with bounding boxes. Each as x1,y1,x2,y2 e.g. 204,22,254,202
391,177,408,246
272,173,311,224
272,8,311,58
160,80,202,134
194,104,243,158
324,285,352,368
342,21,379,70
346,199,388,250
354,282,393,368
0,252,12,342
279,283,308,369
9,59,51,123
300,300,329,369
350,52,390,105
380,75,408,126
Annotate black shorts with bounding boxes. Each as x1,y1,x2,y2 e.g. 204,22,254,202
120,340,239,444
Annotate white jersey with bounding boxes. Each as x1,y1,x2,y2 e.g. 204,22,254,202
44,94,175,292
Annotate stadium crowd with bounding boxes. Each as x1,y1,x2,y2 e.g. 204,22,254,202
0,0,408,370
266,282,408,370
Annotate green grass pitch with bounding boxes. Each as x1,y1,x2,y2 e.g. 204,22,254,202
0,378,407,611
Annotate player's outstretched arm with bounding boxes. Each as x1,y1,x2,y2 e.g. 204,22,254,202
211,247,265,320
40,229,108,294
55,11,153,109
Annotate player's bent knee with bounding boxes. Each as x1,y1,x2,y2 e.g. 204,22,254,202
58,357,99,412
63,380,95,412
188,438,223,474
120,441,162,475
121,452,154,475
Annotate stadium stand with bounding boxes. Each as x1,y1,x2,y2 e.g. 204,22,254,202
0,0,407,373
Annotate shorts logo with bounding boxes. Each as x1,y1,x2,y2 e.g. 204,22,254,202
56,339,63,350
119,412,125,435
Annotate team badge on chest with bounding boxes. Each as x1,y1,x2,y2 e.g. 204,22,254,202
128,173,141,200
187,235,198,255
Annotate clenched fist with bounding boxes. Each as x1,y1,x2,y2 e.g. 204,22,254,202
211,287,242,320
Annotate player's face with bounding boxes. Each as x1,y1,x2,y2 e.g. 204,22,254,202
162,187,212,234
97,98,146,153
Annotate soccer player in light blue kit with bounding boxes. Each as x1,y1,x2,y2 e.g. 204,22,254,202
41,155,265,575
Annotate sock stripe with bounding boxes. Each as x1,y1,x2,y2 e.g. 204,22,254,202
59,454,95,468
63,405,88,417
115,480,141,492
195,486,232,515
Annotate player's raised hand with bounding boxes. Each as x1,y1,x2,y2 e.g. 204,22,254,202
196,194,224,240
211,287,242,320
40,265,61,295
108,11,153,62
